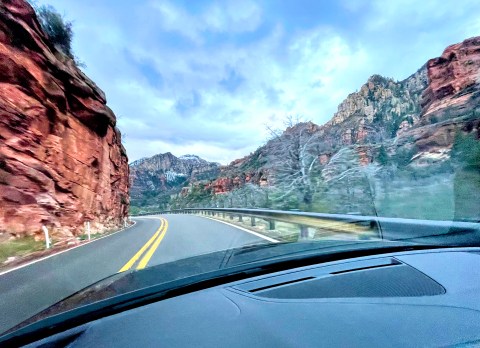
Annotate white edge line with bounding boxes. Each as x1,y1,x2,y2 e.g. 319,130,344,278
198,215,279,243
0,221,138,277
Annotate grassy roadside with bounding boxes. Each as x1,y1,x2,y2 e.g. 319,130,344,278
0,222,134,270
0,237,45,264
77,228,118,241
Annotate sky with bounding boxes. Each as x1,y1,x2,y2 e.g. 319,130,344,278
36,0,480,164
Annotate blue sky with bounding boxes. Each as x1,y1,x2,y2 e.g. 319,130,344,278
36,0,480,164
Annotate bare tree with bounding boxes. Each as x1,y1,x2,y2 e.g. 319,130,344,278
219,184,270,208
362,123,390,144
322,147,380,214
266,120,324,210
265,115,304,140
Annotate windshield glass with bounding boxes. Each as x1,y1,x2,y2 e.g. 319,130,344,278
0,0,479,336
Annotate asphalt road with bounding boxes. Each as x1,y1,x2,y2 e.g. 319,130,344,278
0,215,267,333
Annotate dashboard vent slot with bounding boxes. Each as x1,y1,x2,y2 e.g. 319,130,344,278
250,277,315,293
330,259,401,275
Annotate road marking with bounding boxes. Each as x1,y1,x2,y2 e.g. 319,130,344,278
199,215,279,243
0,221,138,277
118,218,165,273
136,219,169,270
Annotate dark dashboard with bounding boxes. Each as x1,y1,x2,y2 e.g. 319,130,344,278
19,247,480,347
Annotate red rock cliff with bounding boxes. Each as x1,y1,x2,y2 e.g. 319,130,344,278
0,0,129,238
421,36,480,118
395,36,480,163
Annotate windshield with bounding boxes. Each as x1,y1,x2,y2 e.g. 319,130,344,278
0,0,479,337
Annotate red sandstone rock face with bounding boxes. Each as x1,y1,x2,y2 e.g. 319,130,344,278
212,177,234,194
0,0,129,238
209,170,269,195
421,36,480,117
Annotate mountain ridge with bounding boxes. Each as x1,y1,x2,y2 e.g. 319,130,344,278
130,36,480,216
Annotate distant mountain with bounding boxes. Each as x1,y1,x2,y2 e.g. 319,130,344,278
129,152,220,207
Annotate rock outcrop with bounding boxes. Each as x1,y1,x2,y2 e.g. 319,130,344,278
396,36,480,164
316,67,428,149
421,36,480,119
207,148,269,195
0,0,129,238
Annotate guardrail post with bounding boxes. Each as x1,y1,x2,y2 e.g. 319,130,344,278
86,221,91,241
268,220,275,230
229,214,233,220
238,215,243,222
42,225,50,249
222,212,225,218
251,217,256,226
299,225,308,240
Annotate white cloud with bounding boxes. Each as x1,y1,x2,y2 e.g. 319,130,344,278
281,30,370,121
367,0,480,31
126,138,255,165
149,0,262,44
149,1,203,44
34,0,480,165
204,0,262,33
90,19,371,163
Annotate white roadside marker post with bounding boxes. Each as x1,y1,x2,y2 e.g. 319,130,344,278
86,221,91,241
42,225,50,249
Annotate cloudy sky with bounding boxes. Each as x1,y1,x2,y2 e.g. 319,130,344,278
36,0,480,164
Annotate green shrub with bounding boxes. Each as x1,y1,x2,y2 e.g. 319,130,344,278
451,132,480,169
35,5,74,59
391,146,417,168
377,145,389,165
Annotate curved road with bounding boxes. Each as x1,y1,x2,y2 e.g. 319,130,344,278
0,215,269,333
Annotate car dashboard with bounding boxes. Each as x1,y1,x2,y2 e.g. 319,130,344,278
20,247,480,347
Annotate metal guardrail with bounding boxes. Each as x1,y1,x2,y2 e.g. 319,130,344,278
132,208,480,242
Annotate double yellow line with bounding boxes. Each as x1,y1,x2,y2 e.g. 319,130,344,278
119,218,169,272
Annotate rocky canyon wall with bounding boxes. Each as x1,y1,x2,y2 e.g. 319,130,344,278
0,0,129,238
